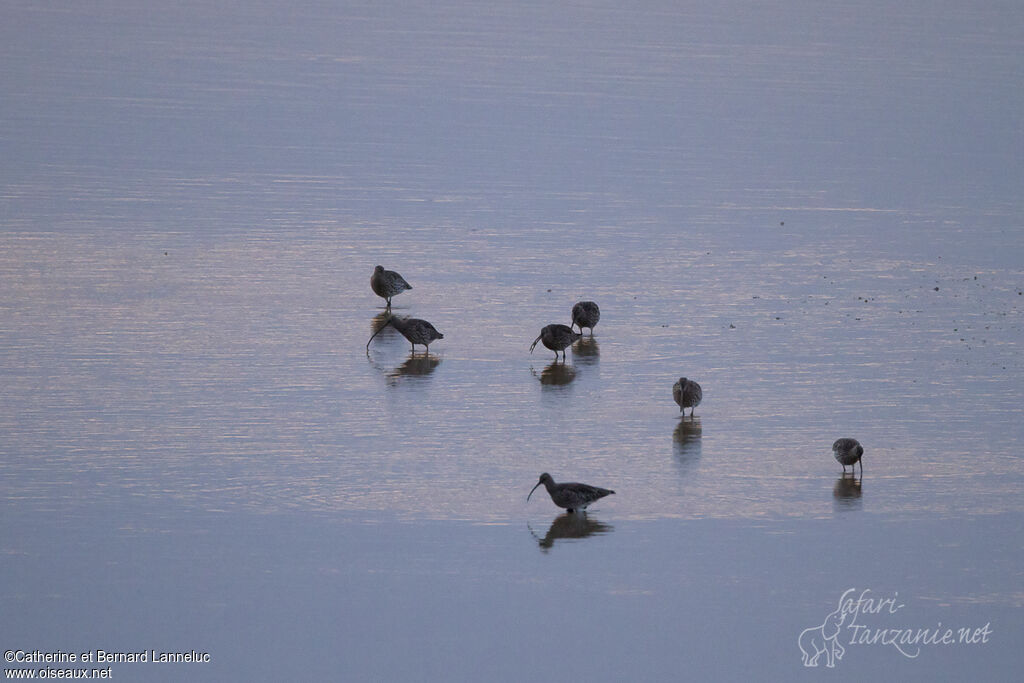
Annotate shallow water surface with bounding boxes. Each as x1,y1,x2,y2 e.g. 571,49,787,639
1,1,1022,680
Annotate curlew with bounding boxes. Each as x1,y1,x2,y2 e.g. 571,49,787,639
673,377,703,416
370,265,412,308
366,315,443,353
832,438,864,475
570,301,601,335
528,473,614,513
530,324,582,361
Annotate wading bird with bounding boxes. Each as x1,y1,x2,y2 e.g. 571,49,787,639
673,377,703,416
530,324,582,361
570,301,600,335
527,473,615,513
832,438,864,475
370,265,412,308
367,316,443,353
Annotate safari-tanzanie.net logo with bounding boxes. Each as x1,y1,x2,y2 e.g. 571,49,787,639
798,588,992,668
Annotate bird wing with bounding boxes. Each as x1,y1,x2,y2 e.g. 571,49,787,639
566,483,613,503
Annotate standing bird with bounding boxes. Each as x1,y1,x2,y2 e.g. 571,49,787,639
673,377,703,417
530,324,582,361
370,265,412,308
366,315,443,353
527,473,615,513
833,438,864,475
570,301,601,335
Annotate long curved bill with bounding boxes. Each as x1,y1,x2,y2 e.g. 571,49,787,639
527,481,542,501
529,334,542,354
366,318,393,350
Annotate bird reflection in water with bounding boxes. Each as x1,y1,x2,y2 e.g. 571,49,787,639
673,417,702,468
389,353,441,378
532,361,576,386
528,513,613,553
833,473,863,512
572,336,600,365
366,349,442,383
370,311,396,336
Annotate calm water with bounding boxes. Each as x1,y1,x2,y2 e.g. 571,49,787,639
2,1,1022,680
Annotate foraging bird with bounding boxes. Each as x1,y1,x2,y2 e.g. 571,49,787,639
366,315,443,353
530,324,582,361
833,438,864,475
570,301,600,335
370,265,412,308
527,473,615,513
673,377,703,416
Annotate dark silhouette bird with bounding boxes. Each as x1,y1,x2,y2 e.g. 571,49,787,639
528,473,614,513
370,265,412,308
833,438,864,475
530,324,582,361
366,315,443,353
570,301,601,335
673,377,703,416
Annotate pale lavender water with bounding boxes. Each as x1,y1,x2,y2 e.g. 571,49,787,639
1,1,1022,680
